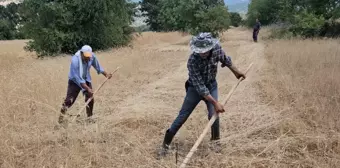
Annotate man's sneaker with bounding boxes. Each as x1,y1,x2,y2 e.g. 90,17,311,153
209,140,222,153
156,129,175,160
157,145,170,160
57,115,68,128
58,115,65,124
86,117,96,124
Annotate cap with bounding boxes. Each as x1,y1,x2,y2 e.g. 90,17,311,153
80,45,93,58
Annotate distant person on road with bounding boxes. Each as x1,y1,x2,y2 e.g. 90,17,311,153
253,18,261,42
58,45,112,125
157,32,246,159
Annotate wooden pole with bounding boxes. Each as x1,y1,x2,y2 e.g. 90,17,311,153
71,66,121,122
179,63,253,168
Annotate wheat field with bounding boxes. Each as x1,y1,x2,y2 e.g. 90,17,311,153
0,28,339,168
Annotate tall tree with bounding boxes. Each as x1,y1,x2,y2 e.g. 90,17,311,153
0,3,24,40
246,0,281,26
21,0,135,57
246,0,340,37
140,0,230,35
157,0,230,36
140,0,162,31
230,12,242,27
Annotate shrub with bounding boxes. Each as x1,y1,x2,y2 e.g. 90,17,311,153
289,11,326,38
0,3,24,40
191,5,230,37
133,25,150,32
269,28,294,39
156,0,230,37
141,0,230,37
230,12,242,27
0,19,15,40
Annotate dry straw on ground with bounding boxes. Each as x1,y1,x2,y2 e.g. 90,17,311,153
0,28,339,168
255,38,340,167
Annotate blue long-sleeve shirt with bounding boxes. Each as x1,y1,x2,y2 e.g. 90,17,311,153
68,51,105,90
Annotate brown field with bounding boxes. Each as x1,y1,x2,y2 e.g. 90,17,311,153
0,28,339,168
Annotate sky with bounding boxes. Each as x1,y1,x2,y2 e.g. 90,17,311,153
224,0,250,5
130,0,250,5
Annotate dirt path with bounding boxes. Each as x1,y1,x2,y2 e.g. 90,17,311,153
0,28,276,168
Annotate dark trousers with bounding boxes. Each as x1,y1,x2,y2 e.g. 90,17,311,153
253,30,259,42
168,80,220,140
60,80,94,117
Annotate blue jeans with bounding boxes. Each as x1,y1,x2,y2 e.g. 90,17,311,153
168,80,220,139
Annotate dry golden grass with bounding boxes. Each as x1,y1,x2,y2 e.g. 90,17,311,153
0,28,339,168
252,38,340,167
0,32,192,168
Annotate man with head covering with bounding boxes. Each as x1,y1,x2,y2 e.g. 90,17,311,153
58,45,112,124
157,32,246,158
253,18,261,42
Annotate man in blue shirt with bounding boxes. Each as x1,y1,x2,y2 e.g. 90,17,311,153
58,45,112,124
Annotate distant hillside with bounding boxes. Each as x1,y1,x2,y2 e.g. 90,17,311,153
129,0,249,14
224,0,249,5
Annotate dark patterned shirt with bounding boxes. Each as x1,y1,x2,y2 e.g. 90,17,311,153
253,21,261,31
187,44,233,96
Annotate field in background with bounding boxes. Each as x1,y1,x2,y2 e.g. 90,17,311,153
256,39,340,167
0,28,339,168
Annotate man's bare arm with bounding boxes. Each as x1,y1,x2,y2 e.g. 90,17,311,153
203,94,218,105
101,71,112,79
228,65,246,80
203,94,225,113
81,83,93,97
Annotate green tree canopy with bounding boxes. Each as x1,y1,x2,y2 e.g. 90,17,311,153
140,0,162,31
141,0,230,37
246,0,340,38
0,3,24,40
20,0,136,57
230,12,242,27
